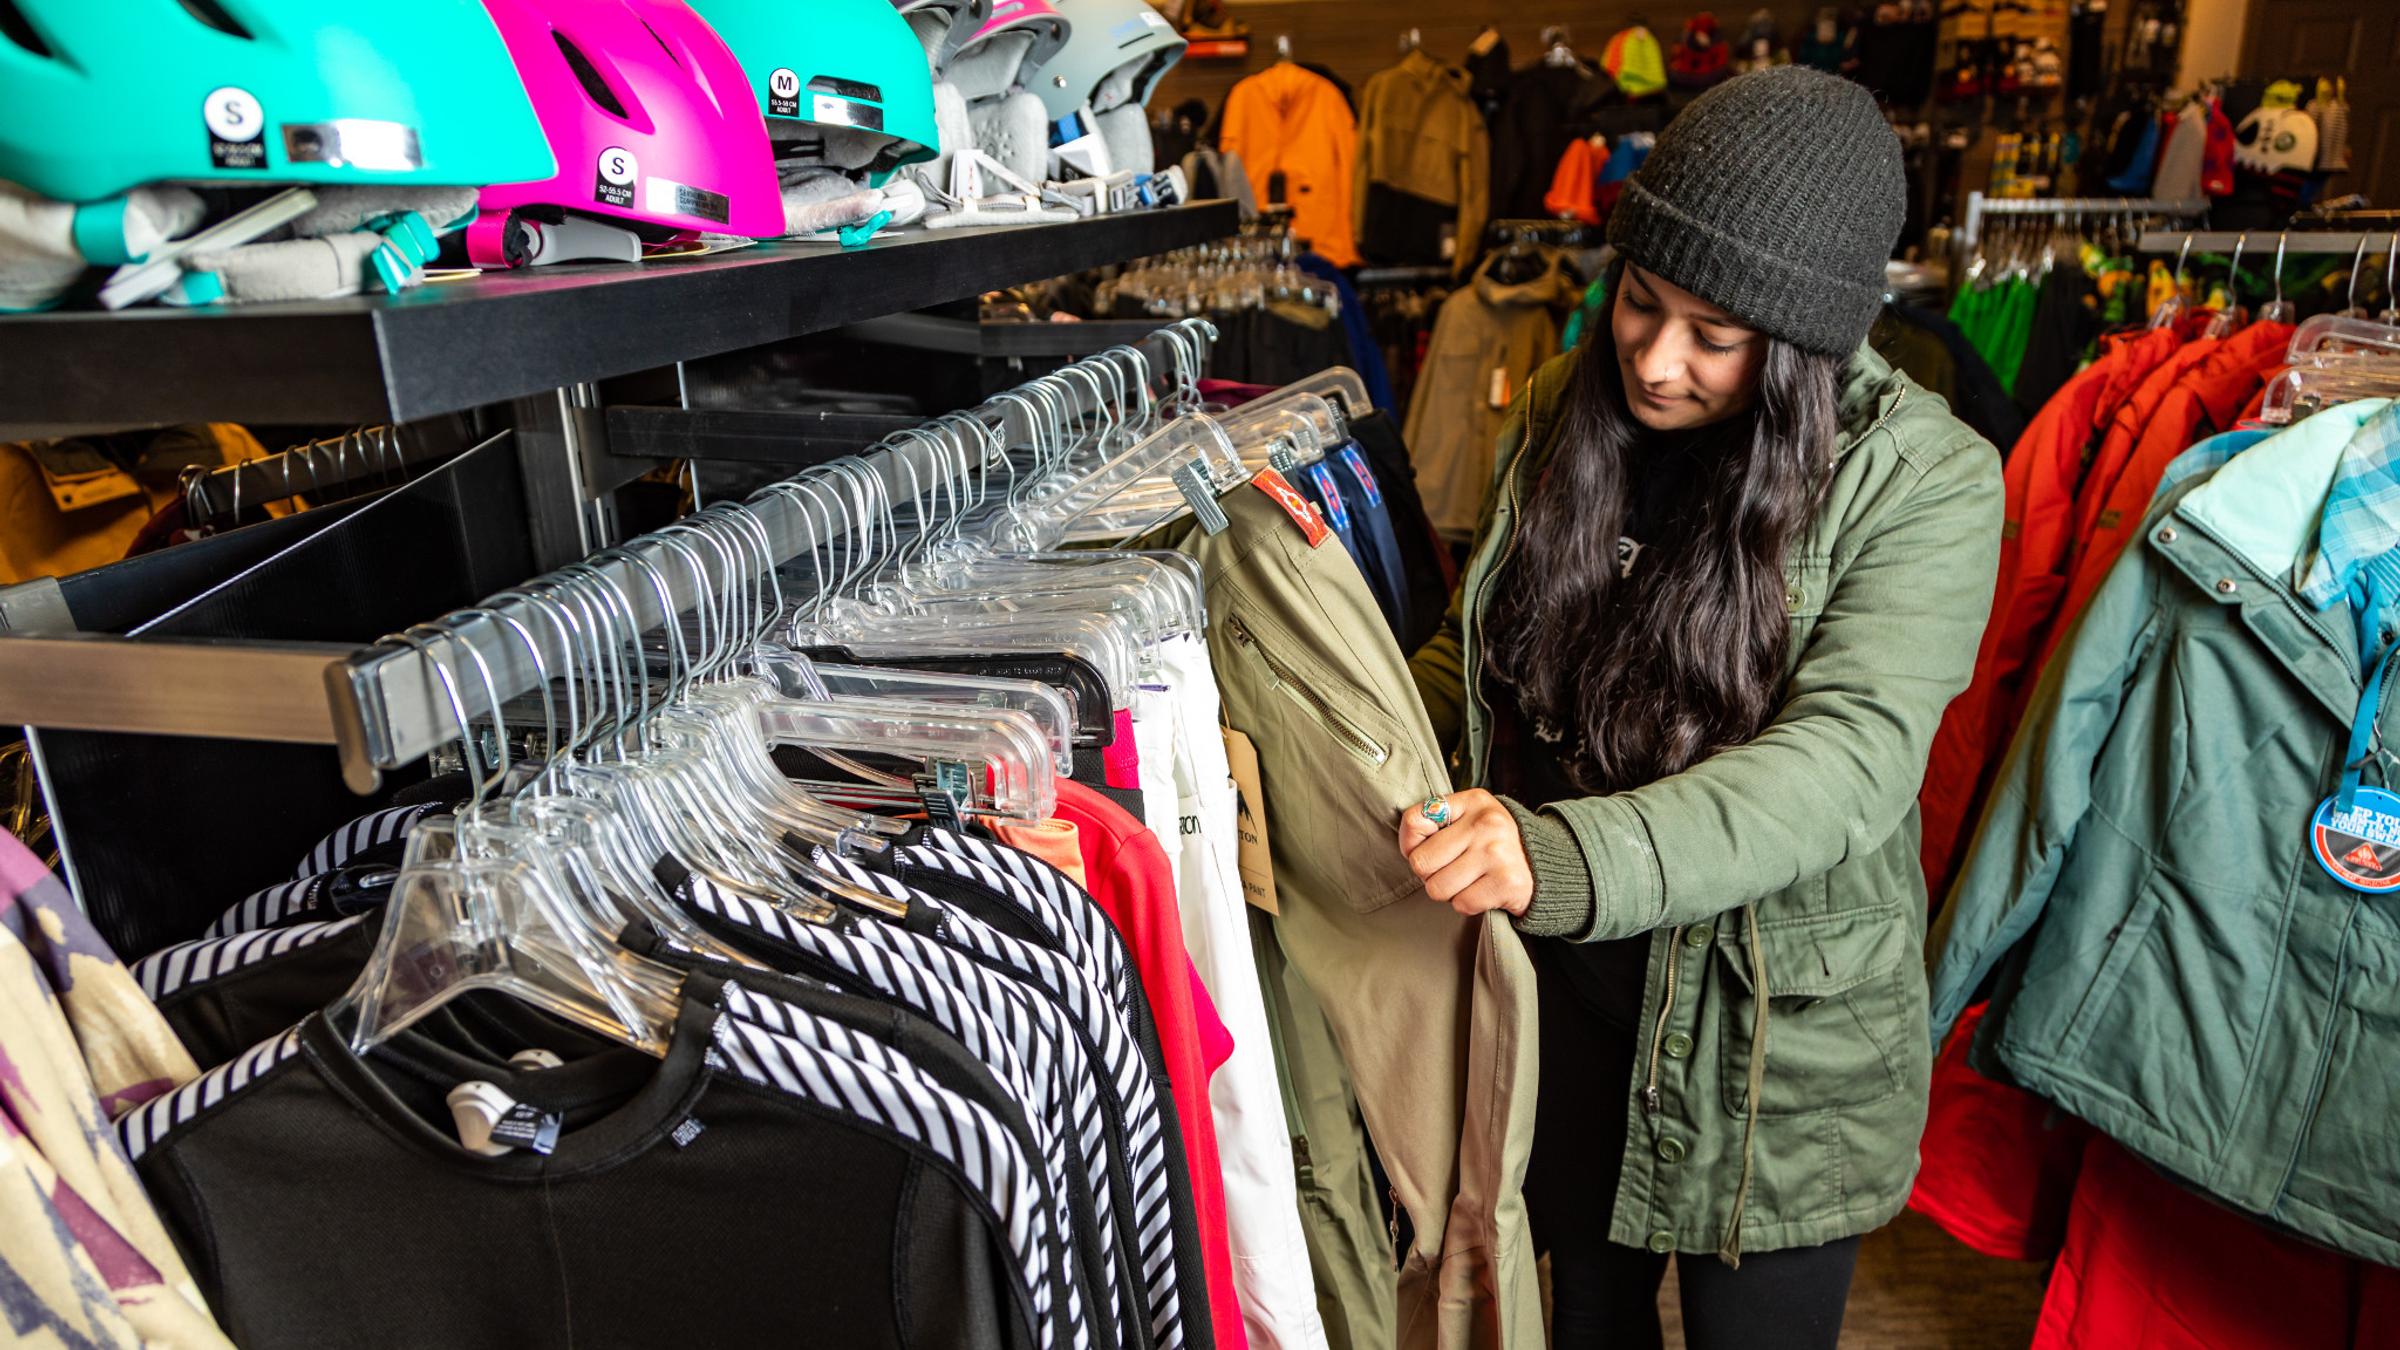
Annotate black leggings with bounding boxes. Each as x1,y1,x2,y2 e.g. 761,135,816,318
1523,948,1862,1350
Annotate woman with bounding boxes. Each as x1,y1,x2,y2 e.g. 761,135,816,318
1403,67,2001,1349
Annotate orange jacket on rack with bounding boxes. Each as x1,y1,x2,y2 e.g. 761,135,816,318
1219,62,1359,267
2036,319,2294,673
2065,335,2225,551
1916,323,2190,889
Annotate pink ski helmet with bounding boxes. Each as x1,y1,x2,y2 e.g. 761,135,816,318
473,0,783,265
957,0,1072,73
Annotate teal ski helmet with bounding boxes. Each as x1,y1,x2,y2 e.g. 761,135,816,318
1026,0,1185,122
689,0,940,179
0,0,555,204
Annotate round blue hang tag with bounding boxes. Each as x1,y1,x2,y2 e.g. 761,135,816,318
2310,785,2400,893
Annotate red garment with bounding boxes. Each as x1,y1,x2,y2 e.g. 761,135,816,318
2033,1133,2400,1349
1104,707,1141,790
2201,97,2236,197
1543,139,1603,225
1918,324,2188,889
2067,335,2224,551
2037,320,2293,669
1909,1004,2091,1262
1052,777,1248,1350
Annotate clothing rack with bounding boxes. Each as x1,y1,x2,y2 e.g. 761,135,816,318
0,320,1214,798
2136,229,2400,255
184,420,469,526
1959,192,2209,249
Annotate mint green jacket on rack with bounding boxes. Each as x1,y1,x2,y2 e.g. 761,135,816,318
1411,343,2003,1260
1930,399,2400,1267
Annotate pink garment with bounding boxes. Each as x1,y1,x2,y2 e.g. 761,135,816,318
1104,707,1142,790
1053,777,1248,1350
1189,964,1234,1075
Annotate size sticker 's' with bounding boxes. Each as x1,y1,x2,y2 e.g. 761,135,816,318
204,86,265,170
595,146,637,209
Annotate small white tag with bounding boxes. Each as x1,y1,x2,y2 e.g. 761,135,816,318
1487,367,1510,409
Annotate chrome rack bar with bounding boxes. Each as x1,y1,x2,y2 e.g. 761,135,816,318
2137,229,2400,255
1961,193,2209,249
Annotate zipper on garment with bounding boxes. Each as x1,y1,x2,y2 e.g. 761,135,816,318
1226,614,1390,765
1466,439,1535,768
1642,926,1685,1114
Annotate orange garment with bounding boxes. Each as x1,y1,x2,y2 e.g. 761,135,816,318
2065,335,2224,552
2037,320,2294,671
1918,324,2189,889
991,817,1088,889
1219,62,1359,267
1542,139,1604,225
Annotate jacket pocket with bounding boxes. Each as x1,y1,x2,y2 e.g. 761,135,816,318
1717,903,1911,1119
1223,606,1429,914
1228,613,1391,767
1782,555,1833,660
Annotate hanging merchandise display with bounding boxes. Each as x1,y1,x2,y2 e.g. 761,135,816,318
1794,7,1856,75
1218,62,1359,268
1600,25,1668,100
1668,13,1732,91
469,0,786,267
1352,50,1489,274
1405,244,1581,540
0,0,556,309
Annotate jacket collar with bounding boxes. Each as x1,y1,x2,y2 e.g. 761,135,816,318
2156,399,2397,722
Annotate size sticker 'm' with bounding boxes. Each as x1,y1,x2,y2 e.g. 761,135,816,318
768,67,801,118
595,146,637,209
204,86,265,170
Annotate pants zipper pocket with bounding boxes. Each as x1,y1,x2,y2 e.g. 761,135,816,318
1227,614,1390,767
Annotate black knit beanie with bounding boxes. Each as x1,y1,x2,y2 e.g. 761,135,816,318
1607,66,1904,358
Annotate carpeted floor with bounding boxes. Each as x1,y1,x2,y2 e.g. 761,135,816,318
1655,1210,2049,1348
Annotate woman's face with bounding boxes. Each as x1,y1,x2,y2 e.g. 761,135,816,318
1610,264,1769,432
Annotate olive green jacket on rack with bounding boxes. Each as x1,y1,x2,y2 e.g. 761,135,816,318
1411,344,2003,1260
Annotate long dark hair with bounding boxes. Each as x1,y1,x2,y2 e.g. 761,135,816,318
1484,271,1843,795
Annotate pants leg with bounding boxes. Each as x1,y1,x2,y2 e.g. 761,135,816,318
1524,949,1861,1350
1673,1237,1861,1350
1523,947,1664,1350
1253,906,1397,1350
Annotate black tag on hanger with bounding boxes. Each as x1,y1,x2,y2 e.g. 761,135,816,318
800,646,1115,747
489,1101,561,1156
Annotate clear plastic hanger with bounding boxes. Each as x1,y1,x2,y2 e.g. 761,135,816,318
2204,234,2250,339
2259,232,2298,326
328,625,680,1056
2150,234,2194,331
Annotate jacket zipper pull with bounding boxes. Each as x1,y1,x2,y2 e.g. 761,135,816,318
1644,1085,1661,1115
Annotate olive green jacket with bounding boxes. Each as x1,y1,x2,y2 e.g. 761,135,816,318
1409,344,2002,1259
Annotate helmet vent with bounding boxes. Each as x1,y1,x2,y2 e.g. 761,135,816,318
0,0,53,56
173,0,252,39
639,20,682,68
551,31,629,119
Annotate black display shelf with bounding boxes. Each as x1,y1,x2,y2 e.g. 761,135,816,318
0,202,1236,429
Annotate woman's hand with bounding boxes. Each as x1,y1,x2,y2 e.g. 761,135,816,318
1396,789,1535,919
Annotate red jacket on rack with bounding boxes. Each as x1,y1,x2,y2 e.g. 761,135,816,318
1917,321,2193,890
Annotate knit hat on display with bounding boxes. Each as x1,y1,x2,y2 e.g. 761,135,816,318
1606,65,1904,357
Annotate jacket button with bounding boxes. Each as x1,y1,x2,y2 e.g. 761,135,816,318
1647,1230,1675,1254
2215,578,2238,594
1784,586,1803,608
1685,924,1713,947
1657,1136,1687,1164
1664,1031,1694,1059
2157,526,2178,543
